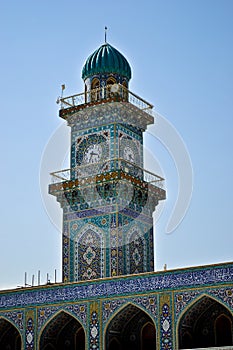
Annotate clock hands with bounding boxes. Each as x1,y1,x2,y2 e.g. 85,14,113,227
89,151,100,163
83,144,102,164
128,153,133,162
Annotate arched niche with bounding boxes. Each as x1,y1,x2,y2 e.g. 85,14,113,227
215,314,233,346
141,322,156,349
178,295,233,348
39,311,85,350
0,317,21,350
105,303,156,350
74,223,104,281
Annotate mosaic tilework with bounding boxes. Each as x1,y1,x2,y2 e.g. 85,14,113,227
0,265,232,309
160,302,172,350
74,131,110,178
118,126,143,169
26,316,34,350
90,310,99,350
71,124,116,175
175,287,233,320
175,290,201,318
209,287,233,309
102,295,157,326
61,102,154,132
38,306,60,330
0,310,24,331
110,214,123,276
70,218,108,281
125,221,154,274
62,220,70,282
74,225,104,280
38,304,87,331
63,189,156,280
102,299,126,324
120,123,143,137
160,294,173,350
127,227,145,274
134,295,157,317
0,269,232,349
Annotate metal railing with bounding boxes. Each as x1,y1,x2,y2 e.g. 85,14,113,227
58,84,153,114
50,158,164,189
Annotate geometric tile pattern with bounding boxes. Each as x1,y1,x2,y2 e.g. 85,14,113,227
102,295,157,326
160,302,172,349
74,225,104,280
0,311,24,331
127,226,145,274
209,287,233,309
90,310,99,350
25,317,34,350
0,264,232,349
175,290,201,318
0,265,232,309
37,304,87,331
175,287,233,320
51,93,163,283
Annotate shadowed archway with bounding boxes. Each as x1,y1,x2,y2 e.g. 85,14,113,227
39,311,85,350
178,295,233,348
105,304,156,350
0,318,21,350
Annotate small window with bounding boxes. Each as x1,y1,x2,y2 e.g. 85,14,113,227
106,78,116,98
91,78,100,101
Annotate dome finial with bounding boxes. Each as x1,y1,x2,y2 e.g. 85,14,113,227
104,26,107,43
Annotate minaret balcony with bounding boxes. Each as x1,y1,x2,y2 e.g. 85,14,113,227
58,84,154,122
49,158,166,205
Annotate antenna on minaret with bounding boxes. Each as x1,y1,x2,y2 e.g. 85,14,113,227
105,26,107,43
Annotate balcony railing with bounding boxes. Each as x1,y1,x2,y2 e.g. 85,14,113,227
58,84,153,114
50,158,164,189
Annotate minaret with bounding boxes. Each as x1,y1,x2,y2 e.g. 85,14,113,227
49,42,166,282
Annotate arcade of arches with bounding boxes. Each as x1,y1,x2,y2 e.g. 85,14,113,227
37,298,233,350
39,305,157,350
0,296,232,349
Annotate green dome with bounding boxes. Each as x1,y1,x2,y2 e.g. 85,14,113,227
82,43,132,81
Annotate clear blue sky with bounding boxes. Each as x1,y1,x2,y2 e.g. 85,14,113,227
0,0,232,289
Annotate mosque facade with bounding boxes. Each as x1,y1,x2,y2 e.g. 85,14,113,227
0,42,232,350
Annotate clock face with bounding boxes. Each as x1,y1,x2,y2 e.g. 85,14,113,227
83,144,102,164
123,146,134,163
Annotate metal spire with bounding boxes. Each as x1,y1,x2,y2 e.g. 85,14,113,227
105,26,107,43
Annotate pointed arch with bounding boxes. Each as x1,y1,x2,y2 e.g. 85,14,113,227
141,321,156,350
39,310,85,350
105,302,157,350
0,317,22,350
74,223,105,280
107,77,116,85
215,314,233,346
177,294,233,349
